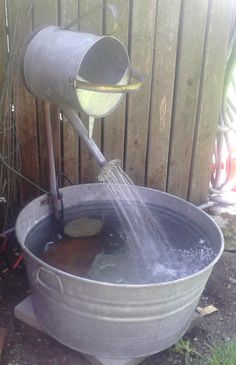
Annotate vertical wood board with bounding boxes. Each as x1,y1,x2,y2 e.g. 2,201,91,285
125,0,157,185
146,0,181,191
167,0,208,199
0,0,7,93
33,0,58,27
79,0,103,183
60,0,79,185
33,0,60,191
0,0,10,222
188,0,234,204
103,0,129,166
7,0,40,203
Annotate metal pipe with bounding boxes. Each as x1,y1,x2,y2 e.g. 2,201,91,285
61,106,107,167
43,101,60,221
198,201,215,210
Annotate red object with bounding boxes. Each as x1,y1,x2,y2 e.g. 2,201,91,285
0,231,23,272
226,149,236,191
0,234,8,254
10,254,24,270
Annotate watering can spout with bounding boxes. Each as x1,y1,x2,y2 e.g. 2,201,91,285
61,107,107,167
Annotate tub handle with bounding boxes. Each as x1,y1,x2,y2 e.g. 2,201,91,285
36,267,64,296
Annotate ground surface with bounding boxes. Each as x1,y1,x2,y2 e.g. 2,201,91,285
0,210,236,365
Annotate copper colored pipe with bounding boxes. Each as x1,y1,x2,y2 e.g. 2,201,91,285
43,101,60,221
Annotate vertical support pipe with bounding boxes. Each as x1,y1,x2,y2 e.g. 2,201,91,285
43,101,60,221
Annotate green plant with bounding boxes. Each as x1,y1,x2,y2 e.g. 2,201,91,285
205,338,236,365
174,338,202,365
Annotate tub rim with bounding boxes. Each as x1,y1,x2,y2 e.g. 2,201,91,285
15,183,224,289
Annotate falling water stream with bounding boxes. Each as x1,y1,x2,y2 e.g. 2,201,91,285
97,160,178,281
94,159,215,283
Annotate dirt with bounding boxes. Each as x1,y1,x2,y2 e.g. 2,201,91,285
0,237,236,364
144,251,236,365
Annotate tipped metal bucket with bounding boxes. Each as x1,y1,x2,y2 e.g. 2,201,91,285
21,26,134,118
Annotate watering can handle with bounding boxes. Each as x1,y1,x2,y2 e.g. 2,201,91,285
69,69,144,94
63,4,118,36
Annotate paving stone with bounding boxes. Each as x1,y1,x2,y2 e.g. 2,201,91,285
83,354,146,365
208,205,236,251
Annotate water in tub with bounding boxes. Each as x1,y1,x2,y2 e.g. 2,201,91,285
26,162,215,284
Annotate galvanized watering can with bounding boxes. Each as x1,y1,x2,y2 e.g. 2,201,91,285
21,25,142,118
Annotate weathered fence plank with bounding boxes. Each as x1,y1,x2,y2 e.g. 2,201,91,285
188,0,234,204
33,0,58,27
7,0,40,203
60,0,79,185
0,0,234,208
0,0,9,227
33,0,60,191
103,0,129,166
146,0,181,191
167,0,208,199
79,0,103,183
0,0,7,94
125,0,157,185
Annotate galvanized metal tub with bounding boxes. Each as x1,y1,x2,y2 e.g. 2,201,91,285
21,26,130,118
15,184,223,359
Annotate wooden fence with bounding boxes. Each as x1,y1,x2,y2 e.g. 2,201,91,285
0,0,235,207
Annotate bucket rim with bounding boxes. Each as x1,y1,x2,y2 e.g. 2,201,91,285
76,35,130,118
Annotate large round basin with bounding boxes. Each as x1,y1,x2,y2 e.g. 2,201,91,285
15,184,223,360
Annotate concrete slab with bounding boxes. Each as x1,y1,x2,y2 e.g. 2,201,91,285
15,296,44,332
209,205,236,251
83,354,146,365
